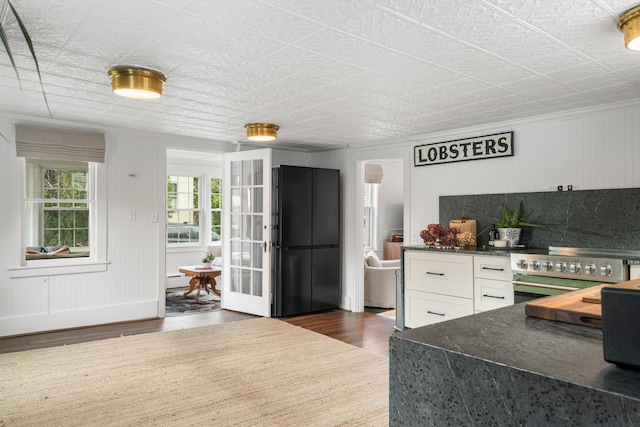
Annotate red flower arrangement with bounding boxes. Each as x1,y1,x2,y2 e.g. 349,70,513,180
419,224,462,246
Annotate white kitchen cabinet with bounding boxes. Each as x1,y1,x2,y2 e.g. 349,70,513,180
473,255,513,312
404,250,473,328
405,290,474,326
630,265,640,280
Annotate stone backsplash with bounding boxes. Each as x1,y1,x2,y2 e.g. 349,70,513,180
439,188,640,250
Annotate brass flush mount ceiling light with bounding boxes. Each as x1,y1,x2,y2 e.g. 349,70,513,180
245,123,279,141
618,5,640,51
107,65,166,99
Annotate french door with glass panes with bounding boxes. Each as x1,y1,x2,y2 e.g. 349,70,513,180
222,148,271,317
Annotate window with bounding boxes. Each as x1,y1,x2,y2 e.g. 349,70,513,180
211,178,222,241
167,175,200,244
166,174,222,245
24,158,93,260
363,183,378,250
12,125,106,275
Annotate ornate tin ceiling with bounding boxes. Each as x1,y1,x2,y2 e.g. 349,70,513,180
1,0,639,151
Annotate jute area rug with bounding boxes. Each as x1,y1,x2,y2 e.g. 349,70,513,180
0,318,389,426
376,310,396,320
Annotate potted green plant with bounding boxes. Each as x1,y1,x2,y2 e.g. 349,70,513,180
495,201,541,247
201,251,215,268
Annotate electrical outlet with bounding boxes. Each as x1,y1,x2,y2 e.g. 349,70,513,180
129,211,136,221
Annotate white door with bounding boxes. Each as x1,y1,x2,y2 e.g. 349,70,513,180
222,148,272,317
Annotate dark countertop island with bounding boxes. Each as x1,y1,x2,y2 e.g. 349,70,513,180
389,303,640,426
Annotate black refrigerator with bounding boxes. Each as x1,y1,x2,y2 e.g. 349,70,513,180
271,165,341,317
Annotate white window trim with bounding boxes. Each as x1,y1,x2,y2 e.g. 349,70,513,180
166,173,222,247
210,177,222,242
9,160,108,278
363,183,379,252
167,174,204,246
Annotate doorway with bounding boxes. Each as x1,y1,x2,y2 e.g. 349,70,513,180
363,159,404,258
165,148,223,317
360,158,404,316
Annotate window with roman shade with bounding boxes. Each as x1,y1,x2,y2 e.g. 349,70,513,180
15,124,105,163
364,162,383,184
15,125,106,264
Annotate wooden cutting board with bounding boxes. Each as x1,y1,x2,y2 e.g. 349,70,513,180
525,279,640,328
524,284,608,328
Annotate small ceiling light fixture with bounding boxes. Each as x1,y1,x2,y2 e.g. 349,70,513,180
245,123,279,141
618,5,640,51
107,65,166,99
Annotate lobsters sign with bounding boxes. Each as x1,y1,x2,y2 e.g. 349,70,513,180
414,131,513,167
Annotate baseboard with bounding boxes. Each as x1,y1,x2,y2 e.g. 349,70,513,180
0,300,159,338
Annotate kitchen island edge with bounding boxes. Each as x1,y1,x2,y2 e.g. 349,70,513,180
389,303,640,426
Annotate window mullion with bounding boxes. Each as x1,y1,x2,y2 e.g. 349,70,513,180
23,158,92,261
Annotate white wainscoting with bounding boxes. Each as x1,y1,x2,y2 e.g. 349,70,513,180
2,101,640,336
3,129,168,336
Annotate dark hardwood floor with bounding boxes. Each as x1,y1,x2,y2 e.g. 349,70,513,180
0,308,397,357
284,309,396,357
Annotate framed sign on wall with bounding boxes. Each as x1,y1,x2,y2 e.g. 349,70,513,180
414,131,513,167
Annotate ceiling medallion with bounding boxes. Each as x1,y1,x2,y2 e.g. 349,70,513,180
107,66,166,99
618,5,640,51
245,123,279,141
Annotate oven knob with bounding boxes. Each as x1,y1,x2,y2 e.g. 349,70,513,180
556,262,567,272
529,260,540,270
516,259,528,269
601,265,612,276
570,263,581,273
542,261,554,271
584,264,596,275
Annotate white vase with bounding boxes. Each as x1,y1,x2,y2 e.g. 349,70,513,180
497,228,521,247
201,262,212,268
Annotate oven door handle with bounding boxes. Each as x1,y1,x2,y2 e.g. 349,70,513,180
512,280,578,292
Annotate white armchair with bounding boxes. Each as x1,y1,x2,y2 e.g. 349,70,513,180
364,251,400,308
207,244,222,267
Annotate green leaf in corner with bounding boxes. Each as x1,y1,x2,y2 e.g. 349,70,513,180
7,0,51,117
0,9,22,90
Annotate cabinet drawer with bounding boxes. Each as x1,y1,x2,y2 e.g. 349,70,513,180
474,278,514,312
405,290,473,328
404,251,473,298
474,256,512,281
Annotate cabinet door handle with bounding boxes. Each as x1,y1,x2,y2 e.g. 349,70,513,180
426,272,444,276
483,294,505,299
427,310,445,316
482,267,504,271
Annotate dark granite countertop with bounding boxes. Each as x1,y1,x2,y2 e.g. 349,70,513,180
393,303,640,401
402,244,540,257
403,245,640,264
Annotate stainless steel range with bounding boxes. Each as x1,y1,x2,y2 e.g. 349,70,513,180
510,247,639,303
